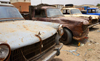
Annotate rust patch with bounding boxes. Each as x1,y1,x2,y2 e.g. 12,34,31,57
35,34,42,54
0,33,1,34
17,25,20,27
23,25,29,30
21,38,24,42
5,40,7,43
11,30,15,32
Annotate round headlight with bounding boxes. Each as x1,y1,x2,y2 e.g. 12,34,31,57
99,16,100,19
89,16,92,20
0,44,11,61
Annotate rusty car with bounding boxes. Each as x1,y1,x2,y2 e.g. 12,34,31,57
19,4,89,45
0,3,63,61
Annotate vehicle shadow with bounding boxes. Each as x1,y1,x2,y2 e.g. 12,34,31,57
51,58,63,61
63,39,88,47
89,27,99,31
66,39,79,47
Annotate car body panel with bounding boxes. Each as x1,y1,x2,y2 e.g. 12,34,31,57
0,20,57,50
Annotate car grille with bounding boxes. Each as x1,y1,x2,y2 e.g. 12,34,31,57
91,19,98,24
10,33,57,61
82,25,88,36
82,25,88,31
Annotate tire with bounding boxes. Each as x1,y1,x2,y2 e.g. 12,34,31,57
60,28,72,44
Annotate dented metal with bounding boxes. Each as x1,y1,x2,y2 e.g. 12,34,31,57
0,20,57,50
0,4,63,61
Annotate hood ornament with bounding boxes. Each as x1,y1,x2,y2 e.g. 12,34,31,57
38,31,41,35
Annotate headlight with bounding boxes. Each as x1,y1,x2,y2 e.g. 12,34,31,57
0,43,11,61
89,16,92,20
99,16,100,19
58,25,64,36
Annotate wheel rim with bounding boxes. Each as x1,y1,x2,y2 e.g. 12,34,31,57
60,30,68,42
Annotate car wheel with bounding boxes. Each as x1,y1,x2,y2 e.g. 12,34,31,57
60,28,72,44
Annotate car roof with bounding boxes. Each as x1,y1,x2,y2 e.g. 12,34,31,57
62,8,78,10
87,8,97,10
0,3,14,7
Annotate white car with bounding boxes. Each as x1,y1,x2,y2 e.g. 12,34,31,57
0,4,63,61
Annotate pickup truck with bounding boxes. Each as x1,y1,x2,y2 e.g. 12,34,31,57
61,8,99,27
21,4,89,45
82,8,100,21
82,8,100,15
0,3,63,61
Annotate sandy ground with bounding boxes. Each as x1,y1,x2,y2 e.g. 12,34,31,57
52,24,100,61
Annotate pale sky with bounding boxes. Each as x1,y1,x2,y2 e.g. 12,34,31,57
31,0,100,6
0,0,100,6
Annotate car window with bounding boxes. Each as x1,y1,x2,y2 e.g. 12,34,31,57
88,9,96,13
34,9,46,18
96,9,100,13
0,6,23,19
47,8,63,17
63,9,70,14
70,9,82,14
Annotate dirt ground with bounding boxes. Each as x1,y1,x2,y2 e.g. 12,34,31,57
52,24,100,61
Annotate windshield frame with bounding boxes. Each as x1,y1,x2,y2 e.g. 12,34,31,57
46,8,63,17
0,6,24,21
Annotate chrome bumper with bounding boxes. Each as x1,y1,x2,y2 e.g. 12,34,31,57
88,23,99,28
37,43,63,61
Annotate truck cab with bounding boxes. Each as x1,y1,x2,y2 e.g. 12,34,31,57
82,8,100,21
86,8,100,15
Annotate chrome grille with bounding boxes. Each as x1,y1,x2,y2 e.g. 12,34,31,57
92,19,98,24
10,33,57,61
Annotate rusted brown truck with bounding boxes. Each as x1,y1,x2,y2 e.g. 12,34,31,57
0,3,64,61
18,4,89,45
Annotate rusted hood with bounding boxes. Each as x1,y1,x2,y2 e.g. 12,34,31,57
51,16,89,25
72,14,99,19
0,20,57,50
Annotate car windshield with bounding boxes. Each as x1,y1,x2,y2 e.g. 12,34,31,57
47,8,63,17
96,9,100,13
0,6,23,20
71,9,82,14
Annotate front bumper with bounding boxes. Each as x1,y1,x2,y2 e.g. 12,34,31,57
88,23,99,28
7,43,63,61
37,43,63,61
73,36,88,41
73,28,89,41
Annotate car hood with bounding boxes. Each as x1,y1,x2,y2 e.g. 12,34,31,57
51,16,89,25
73,14,99,19
0,20,57,50
87,13,100,15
